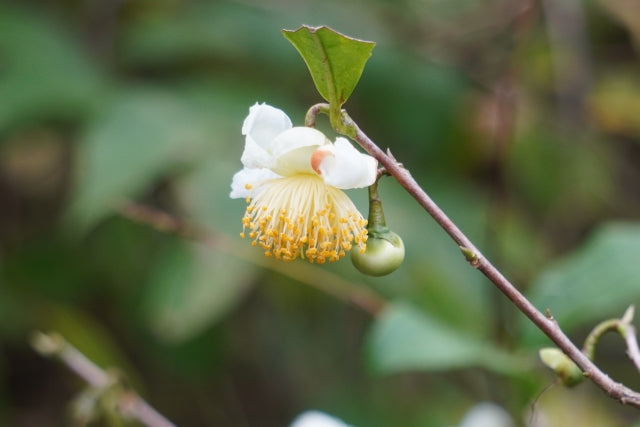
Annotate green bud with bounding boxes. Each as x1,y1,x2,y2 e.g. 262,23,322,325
351,230,405,276
351,181,404,276
539,347,585,387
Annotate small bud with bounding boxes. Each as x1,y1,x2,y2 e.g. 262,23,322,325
30,331,64,356
351,231,405,276
539,347,584,387
352,181,405,276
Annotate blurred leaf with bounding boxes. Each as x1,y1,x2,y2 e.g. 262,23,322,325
377,179,492,335
489,206,551,282
0,6,104,131
508,129,613,221
120,2,295,67
283,26,375,106
521,222,640,346
589,73,640,136
178,154,242,231
355,50,466,169
68,88,208,230
533,385,627,426
367,302,526,375
143,240,255,344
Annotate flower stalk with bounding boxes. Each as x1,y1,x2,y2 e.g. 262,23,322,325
367,181,386,231
351,180,405,276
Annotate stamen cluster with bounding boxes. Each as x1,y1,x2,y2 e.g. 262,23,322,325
240,176,368,263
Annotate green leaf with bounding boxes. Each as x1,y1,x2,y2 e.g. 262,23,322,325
367,303,526,375
282,25,375,106
143,240,255,344
0,6,104,131
121,3,294,67
67,88,208,230
521,222,640,346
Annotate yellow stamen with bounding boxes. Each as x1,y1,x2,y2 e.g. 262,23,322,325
239,175,368,263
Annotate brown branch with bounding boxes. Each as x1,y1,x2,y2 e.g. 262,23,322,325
623,323,640,375
332,109,640,408
31,331,176,427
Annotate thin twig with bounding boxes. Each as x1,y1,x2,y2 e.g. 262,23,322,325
332,109,640,407
582,306,640,374
117,201,387,316
31,331,177,427
623,324,640,374
583,318,622,361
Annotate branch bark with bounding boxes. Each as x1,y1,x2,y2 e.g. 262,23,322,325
120,104,640,408
333,108,640,408
31,331,177,427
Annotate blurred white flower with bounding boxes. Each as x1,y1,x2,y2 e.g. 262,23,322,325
230,102,377,263
457,402,515,427
289,410,354,427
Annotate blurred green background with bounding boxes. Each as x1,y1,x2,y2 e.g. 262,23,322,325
3,0,640,425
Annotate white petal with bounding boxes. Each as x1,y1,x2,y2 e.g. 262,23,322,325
270,127,328,176
289,411,352,427
271,127,327,158
311,137,377,189
230,167,281,199
271,145,318,176
458,402,514,427
240,135,273,169
242,103,292,150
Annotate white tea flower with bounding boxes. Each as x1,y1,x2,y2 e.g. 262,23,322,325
289,410,354,427
230,103,377,263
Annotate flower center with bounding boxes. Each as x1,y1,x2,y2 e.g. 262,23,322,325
240,174,368,263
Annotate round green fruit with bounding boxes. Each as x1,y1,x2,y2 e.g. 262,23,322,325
351,232,405,276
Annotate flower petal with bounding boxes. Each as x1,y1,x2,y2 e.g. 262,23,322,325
230,167,281,199
239,103,292,169
311,137,377,189
270,127,328,176
289,411,353,427
242,103,292,148
240,136,273,169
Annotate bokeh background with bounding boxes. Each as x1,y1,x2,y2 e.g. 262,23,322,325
3,0,640,425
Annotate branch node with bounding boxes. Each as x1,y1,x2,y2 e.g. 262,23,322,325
622,305,636,325
459,246,482,268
